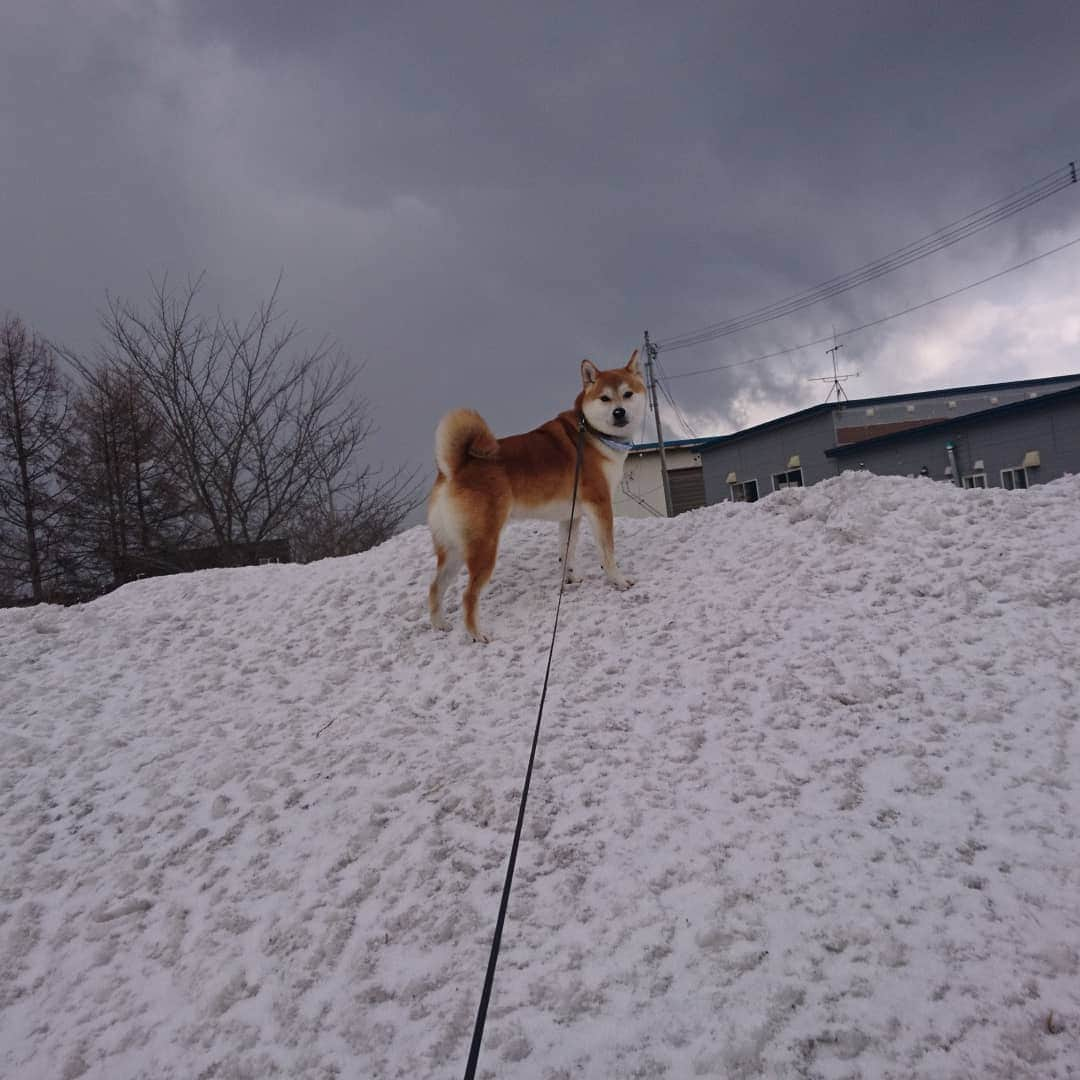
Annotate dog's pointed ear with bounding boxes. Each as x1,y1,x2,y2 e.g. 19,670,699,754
625,349,641,376
581,359,599,386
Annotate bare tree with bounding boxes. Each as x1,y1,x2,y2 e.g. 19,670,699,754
59,359,194,589
288,466,423,563
0,315,69,601
100,275,415,559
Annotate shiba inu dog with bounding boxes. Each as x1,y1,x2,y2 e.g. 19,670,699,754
427,350,647,642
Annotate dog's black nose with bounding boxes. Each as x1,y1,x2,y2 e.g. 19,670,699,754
613,407,627,421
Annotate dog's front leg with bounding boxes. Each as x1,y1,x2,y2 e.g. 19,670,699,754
585,503,634,590
558,517,582,584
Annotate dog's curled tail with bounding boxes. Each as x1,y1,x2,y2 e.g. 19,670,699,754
434,408,500,476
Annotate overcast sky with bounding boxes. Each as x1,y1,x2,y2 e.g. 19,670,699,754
3,1,1079,483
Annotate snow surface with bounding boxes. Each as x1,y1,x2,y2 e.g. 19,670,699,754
2,472,1079,1080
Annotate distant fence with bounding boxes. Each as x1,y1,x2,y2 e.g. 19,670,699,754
118,539,292,577
0,539,292,609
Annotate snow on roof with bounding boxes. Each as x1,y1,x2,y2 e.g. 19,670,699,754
3,472,1079,1078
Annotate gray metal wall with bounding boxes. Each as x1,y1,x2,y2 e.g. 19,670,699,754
700,379,1080,504
831,396,1080,487
701,410,839,503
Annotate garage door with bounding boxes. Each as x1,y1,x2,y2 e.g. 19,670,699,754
668,466,706,515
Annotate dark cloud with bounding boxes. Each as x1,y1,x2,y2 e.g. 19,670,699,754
3,0,1079,482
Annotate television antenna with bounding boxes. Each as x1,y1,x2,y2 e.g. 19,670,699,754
810,332,860,402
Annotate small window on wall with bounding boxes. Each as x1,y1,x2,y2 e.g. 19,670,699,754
962,474,987,489
1001,467,1028,490
772,468,803,491
730,479,759,503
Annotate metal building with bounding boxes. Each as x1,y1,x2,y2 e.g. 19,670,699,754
828,382,1080,489
621,372,1080,514
698,372,1080,504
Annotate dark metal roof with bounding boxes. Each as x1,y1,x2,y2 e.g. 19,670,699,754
629,436,713,452
632,403,836,453
827,369,1080,410
826,381,1080,456
635,370,1080,453
690,403,834,450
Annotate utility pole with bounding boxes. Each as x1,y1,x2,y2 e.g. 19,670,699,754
643,330,673,517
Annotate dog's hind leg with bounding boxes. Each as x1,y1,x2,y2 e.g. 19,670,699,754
462,536,499,643
558,517,582,584
429,544,462,631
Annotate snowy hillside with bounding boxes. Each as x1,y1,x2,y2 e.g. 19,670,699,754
2,472,1079,1079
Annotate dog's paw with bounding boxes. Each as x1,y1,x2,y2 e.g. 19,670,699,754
610,574,635,591
431,614,452,632
469,628,492,644
563,570,582,585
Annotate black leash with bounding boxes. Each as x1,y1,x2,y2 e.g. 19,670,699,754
462,415,587,1080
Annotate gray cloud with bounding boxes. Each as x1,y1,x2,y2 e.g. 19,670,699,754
3,0,1079,481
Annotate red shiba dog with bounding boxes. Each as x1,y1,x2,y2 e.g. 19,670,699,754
427,351,646,642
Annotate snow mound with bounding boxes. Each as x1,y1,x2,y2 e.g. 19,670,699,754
2,472,1079,1078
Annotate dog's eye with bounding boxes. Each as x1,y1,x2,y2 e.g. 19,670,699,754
623,391,633,399
600,395,611,403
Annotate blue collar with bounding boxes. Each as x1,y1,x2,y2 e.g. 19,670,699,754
586,426,634,453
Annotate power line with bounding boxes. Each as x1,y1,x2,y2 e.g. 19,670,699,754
662,232,1080,381
657,160,1077,353
658,380,698,437
642,331,674,516
654,355,699,436
619,476,664,516
659,162,1075,351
